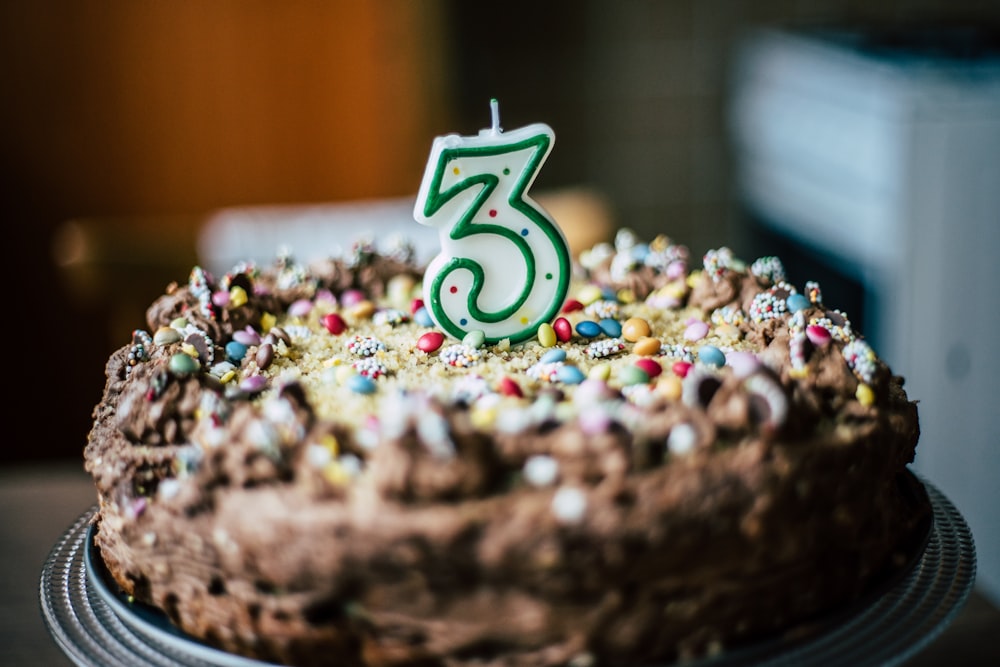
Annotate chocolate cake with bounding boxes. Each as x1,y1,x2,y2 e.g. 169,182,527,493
84,229,929,667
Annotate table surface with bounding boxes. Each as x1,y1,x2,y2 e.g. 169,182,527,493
4,461,999,667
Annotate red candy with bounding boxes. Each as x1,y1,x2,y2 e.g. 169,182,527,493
552,317,573,342
321,313,347,335
672,360,693,378
410,298,425,315
561,299,584,313
635,358,663,379
417,331,444,353
498,376,523,397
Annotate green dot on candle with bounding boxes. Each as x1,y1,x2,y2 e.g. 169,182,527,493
546,272,553,279
503,167,510,175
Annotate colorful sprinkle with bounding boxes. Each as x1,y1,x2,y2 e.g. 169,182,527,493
749,256,786,284
586,338,626,359
352,357,388,379
347,335,386,357
439,344,482,368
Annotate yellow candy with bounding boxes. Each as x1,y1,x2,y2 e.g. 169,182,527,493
616,288,636,304
219,370,236,384
537,322,557,347
260,312,277,332
319,434,340,457
589,363,611,380
633,336,661,356
348,300,376,320
686,271,702,288
470,405,497,429
335,366,357,385
789,367,809,379
229,285,248,308
576,284,603,306
715,324,741,341
180,343,199,358
656,375,683,401
856,383,875,406
323,462,351,486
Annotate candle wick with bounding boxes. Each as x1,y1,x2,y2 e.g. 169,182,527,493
490,98,501,134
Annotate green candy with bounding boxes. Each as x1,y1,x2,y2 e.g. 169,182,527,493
169,353,200,375
462,330,486,349
618,365,650,387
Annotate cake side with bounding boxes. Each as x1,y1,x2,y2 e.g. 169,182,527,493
84,232,928,666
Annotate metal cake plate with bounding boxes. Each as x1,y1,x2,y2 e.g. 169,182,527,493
40,474,976,667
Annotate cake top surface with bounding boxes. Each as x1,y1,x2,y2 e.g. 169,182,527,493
95,227,902,510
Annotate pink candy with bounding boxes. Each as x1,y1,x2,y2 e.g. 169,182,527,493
417,331,444,353
806,324,832,347
684,320,710,341
321,313,347,335
635,358,662,379
726,351,760,378
553,317,573,342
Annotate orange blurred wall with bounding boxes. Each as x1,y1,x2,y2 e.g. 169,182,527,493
3,1,454,219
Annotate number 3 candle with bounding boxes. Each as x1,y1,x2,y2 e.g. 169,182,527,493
414,99,571,345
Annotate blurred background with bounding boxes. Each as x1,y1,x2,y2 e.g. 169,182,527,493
2,1,1000,661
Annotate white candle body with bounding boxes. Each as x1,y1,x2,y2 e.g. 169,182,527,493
414,122,570,344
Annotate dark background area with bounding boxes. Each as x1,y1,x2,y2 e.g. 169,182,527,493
3,1,998,468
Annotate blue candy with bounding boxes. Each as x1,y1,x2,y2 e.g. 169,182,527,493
575,320,602,338
556,365,586,384
699,345,726,368
225,340,248,363
599,318,622,337
787,293,811,313
414,307,435,327
347,374,377,395
540,348,567,364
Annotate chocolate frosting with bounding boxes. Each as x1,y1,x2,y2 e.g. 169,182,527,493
85,235,928,667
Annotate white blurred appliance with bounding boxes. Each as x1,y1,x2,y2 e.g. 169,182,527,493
729,25,1000,604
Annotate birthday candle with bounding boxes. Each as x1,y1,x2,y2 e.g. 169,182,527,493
414,99,571,345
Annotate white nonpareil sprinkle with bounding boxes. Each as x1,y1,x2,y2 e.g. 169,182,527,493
524,455,559,487
551,486,588,524
306,443,332,467
667,423,698,456
418,411,456,459
157,478,181,501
